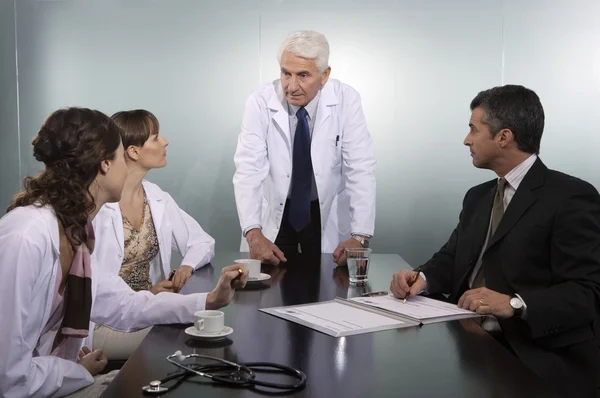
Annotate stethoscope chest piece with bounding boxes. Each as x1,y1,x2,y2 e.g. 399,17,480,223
142,380,168,394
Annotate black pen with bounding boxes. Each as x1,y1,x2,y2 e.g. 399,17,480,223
335,135,339,146
403,271,421,304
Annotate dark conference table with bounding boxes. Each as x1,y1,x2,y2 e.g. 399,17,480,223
101,252,559,398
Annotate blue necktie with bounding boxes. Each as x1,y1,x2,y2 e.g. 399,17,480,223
289,107,312,232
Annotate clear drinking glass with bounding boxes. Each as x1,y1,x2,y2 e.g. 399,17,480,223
345,247,372,284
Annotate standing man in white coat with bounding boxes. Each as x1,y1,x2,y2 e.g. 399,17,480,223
233,30,376,265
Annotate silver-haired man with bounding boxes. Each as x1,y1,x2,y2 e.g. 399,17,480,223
233,30,376,266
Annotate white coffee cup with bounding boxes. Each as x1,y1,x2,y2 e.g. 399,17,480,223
235,259,261,279
194,310,224,334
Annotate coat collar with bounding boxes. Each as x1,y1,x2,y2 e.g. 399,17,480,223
267,79,339,151
100,180,165,254
103,180,164,213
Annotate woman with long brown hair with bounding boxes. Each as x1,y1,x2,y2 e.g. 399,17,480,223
0,107,247,398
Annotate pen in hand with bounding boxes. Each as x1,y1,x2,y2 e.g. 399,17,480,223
403,271,421,304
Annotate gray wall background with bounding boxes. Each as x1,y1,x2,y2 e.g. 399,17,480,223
1,0,599,266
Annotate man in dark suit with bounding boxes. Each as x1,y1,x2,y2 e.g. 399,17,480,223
390,85,600,398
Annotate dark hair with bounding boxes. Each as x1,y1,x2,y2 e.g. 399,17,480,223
470,84,545,154
7,107,122,244
110,109,159,149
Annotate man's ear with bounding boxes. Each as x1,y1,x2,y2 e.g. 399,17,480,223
320,66,331,86
497,128,514,148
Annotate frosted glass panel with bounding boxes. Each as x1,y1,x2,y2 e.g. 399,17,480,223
16,0,261,251
386,0,504,261
0,0,19,212
503,0,600,189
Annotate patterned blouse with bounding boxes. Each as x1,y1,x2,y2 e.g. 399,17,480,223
118,192,159,292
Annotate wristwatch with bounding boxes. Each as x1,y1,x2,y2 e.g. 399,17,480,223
352,234,370,248
509,296,524,318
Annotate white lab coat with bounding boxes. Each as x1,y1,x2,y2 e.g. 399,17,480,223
91,180,215,282
0,205,208,398
233,78,376,252
87,180,215,348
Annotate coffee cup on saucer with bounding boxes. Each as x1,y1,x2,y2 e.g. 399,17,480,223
194,310,224,334
234,259,261,279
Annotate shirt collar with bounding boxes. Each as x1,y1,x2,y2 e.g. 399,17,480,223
288,90,321,120
502,154,537,190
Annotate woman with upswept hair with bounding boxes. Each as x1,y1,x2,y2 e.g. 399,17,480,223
0,107,248,398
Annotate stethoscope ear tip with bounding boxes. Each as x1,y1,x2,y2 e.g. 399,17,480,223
173,350,186,362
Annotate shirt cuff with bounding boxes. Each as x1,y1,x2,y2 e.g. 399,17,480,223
351,232,373,239
515,293,528,319
243,224,262,237
418,272,428,294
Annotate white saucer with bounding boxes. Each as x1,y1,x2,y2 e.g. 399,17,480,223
247,273,271,283
184,326,233,340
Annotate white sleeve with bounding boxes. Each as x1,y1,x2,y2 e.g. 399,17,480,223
341,88,376,237
0,233,93,398
233,93,269,232
91,270,207,332
165,194,215,270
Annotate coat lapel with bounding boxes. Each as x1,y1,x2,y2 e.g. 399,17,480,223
268,82,291,155
312,81,338,142
470,183,496,258
486,158,546,250
144,183,165,237
104,203,124,256
451,182,495,300
143,182,168,276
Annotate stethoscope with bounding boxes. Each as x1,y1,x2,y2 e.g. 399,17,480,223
142,350,307,394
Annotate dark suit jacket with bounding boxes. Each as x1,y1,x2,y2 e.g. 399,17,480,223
418,158,600,398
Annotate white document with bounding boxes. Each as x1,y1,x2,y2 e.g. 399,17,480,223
351,295,480,324
262,300,417,337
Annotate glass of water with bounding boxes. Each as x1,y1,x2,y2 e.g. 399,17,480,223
345,248,372,284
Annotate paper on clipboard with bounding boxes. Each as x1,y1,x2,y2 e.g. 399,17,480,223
351,294,480,324
261,299,418,337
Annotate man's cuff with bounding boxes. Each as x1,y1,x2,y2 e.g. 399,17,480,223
351,232,373,239
418,272,428,295
243,225,262,237
515,293,528,319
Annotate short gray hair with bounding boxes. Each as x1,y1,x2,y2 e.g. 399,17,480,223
277,30,330,73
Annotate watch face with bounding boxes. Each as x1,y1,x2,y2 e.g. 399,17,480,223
510,297,523,309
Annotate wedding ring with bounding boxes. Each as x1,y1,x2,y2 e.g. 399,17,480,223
478,299,485,306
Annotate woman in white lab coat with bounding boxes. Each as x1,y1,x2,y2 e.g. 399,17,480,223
89,109,216,360
0,107,248,398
